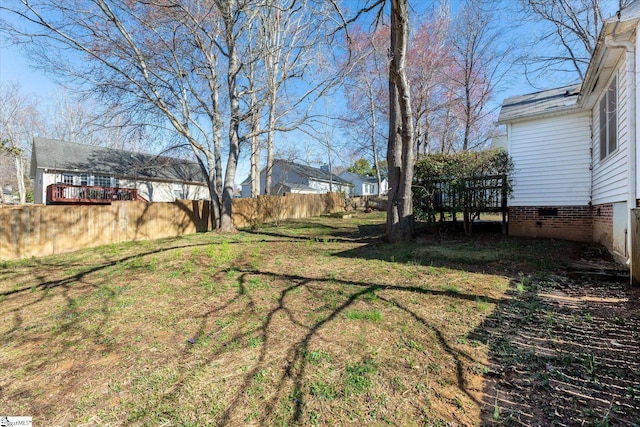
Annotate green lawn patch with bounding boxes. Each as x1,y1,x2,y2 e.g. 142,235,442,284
2,212,636,425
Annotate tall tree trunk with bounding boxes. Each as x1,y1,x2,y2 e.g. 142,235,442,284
265,88,276,195
14,155,26,204
463,67,472,151
369,84,383,196
195,153,221,230
250,92,261,197
263,6,279,196
220,0,240,232
386,0,415,243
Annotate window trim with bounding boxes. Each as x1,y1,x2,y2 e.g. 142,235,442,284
173,182,185,200
61,173,74,185
599,74,618,161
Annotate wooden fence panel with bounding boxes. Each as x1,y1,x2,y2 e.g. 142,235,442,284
0,193,344,260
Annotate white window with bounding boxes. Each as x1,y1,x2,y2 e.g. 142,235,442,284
599,75,617,160
62,174,74,185
364,183,374,194
173,183,185,200
95,175,111,187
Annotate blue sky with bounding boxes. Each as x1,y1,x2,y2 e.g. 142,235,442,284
0,0,626,184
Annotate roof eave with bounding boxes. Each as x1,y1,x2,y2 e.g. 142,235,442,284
578,15,640,109
578,21,615,108
497,105,586,125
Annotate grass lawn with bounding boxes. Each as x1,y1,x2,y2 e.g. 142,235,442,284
1,211,639,426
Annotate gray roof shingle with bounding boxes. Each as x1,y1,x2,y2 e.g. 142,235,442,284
276,160,351,185
241,159,352,186
31,138,206,183
498,84,581,124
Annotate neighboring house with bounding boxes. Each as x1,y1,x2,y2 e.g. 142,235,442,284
498,0,640,263
30,138,209,205
240,159,352,198
338,171,388,196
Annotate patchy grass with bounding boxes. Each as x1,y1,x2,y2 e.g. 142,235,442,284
1,211,638,425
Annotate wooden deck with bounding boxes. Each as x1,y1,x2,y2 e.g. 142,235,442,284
46,183,144,204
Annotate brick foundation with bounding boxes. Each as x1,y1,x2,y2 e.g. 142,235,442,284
592,203,613,250
509,205,593,242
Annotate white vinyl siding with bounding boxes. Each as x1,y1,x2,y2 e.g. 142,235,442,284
508,112,592,206
592,66,629,205
308,179,350,196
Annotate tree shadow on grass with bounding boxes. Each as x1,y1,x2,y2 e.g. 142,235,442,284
5,218,637,425
157,264,503,426
331,226,640,425
241,223,385,245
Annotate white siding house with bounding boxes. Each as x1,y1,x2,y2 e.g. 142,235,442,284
240,159,352,198
30,138,209,205
498,0,640,265
508,112,592,207
338,171,388,196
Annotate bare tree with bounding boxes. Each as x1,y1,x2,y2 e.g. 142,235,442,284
387,0,415,242
450,1,510,151
341,25,388,196
257,0,343,195
329,0,415,241
408,4,451,156
244,21,263,198
45,90,146,150
519,0,632,82
0,81,40,204
1,0,268,231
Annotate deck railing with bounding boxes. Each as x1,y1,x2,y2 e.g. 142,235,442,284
46,183,142,204
413,174,509,233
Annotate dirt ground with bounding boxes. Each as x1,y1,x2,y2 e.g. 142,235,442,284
474,241,640,426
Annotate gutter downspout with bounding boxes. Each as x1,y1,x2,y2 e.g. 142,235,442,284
605,35,636,270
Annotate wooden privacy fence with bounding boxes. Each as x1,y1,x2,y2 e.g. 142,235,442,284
0,192,344,260
232,192,343,228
